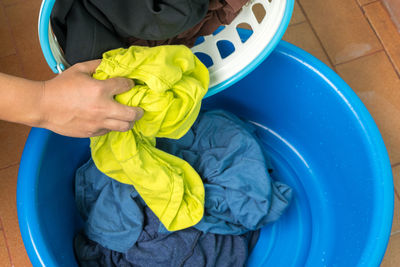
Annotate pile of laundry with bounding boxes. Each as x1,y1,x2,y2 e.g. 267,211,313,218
74,108,292,266
51,0,250,64
75,107,293,266
72,44,292,266
53,0,294,265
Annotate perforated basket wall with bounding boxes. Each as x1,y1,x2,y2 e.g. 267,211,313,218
192,0,287,93
38,0,292,96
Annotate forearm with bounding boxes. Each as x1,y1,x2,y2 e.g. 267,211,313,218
0,73,44,127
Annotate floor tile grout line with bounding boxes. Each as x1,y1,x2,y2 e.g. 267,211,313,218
296,1,337,71
1,0,27,9
358,1,400,78
0,53,18,60
377,2,400,77
3,2,28,78
0,162,19,171
334,48,384,66
391,230,400,236
358,0,381,8
0,217,14,267
366,6,400,78
298,0,399,76
332,0,385,67
392,162,400,168
394,187,400,200
288,20,308,28
0,3,18,59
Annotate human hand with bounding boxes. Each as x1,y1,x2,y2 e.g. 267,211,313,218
39,60,143,137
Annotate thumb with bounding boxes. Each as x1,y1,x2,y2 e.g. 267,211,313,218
102,77,135,96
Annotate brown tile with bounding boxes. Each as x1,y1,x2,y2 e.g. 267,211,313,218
0,166,32,267
0,121,30,169
383,0,400,32
357,0,379,6
283,22,333,68
0,0,26,7
0,54,24,77
390,155,400,237
335,51,400,164
5,1,55,81
0,228,11,266
0,6,16,58
289,1,306,25
382,233,400,266
364,1,400,76
298,0,382,65
393,193,400,234
393,166,400,198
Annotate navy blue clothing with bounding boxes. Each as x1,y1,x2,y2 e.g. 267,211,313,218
75,207,259,267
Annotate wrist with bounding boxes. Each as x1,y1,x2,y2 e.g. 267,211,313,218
18,80,47,128
30,81,47,128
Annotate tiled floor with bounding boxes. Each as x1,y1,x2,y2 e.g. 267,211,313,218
0,0,399,266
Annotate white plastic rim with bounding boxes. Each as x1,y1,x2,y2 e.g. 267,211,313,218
192,0,286,89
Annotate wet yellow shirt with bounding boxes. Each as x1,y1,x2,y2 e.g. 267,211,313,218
90,45,209,231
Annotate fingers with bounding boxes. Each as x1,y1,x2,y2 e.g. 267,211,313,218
103,102,144,132
73,59,102,74
72,61,135,94
83,117,135,137
103,119,134,132
88,129,110,137
107,103,144,122
88,115,138,137
102,77,135,96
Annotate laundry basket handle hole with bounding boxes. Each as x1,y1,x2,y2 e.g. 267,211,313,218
252,3,266,24
216,40,235,59
236,23,254,43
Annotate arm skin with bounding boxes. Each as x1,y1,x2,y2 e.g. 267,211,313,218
0,60,143,138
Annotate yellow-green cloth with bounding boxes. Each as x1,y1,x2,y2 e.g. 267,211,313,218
90,45,209,231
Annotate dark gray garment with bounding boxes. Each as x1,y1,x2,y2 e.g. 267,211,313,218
85,0,209,40
50,0,209,64
74,206,259,267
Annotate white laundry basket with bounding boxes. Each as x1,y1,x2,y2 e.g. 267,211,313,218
38,0,294,97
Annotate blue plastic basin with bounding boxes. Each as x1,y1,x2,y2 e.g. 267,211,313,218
17,41,393,267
